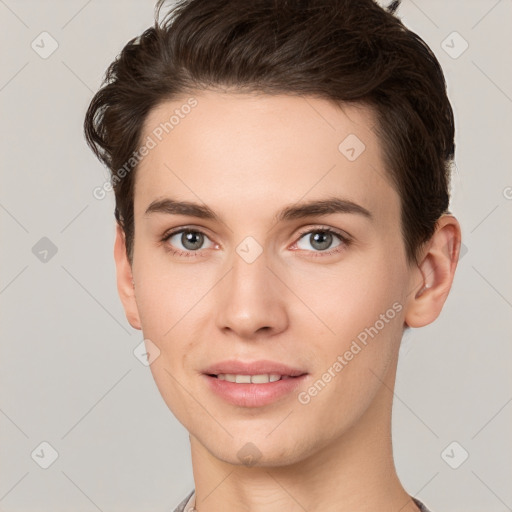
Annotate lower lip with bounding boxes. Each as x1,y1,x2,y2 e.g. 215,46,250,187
203,374,308,408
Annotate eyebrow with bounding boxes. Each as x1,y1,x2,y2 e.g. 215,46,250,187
276,197,372,222
144,197,372,222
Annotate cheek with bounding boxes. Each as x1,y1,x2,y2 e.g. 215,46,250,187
292,272,405,438
131,244,205,334
132,282,171,339
290,254,406,399
131,256,218,381
130,265,208,419
289,253,406,342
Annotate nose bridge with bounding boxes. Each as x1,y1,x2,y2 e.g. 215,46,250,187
230,242,271,296
214,238,288,337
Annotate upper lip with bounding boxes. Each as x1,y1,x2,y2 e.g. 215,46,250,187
203,360,307,377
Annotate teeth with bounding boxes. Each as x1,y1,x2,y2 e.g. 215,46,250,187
217,373,283,383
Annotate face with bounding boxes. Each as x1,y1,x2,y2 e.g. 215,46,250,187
123,91,415,466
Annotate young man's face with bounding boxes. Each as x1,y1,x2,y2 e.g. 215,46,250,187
117,91,424,466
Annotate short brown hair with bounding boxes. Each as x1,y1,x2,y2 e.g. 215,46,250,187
84,0,455,264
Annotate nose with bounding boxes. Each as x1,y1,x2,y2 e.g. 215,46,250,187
214,245,289,340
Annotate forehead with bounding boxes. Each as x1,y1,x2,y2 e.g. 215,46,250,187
134,90,399,225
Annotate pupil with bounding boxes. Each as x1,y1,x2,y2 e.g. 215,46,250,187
311,231,332,251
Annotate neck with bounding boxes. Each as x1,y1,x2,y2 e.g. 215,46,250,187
188,358,420,512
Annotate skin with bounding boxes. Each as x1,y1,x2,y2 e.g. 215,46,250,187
114,90,461,512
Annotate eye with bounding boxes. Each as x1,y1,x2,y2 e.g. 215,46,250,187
294,227,350,255
162,228,215,256
161,226,350,258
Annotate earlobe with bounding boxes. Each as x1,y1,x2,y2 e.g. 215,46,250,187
113,223,142,330
404,215,461,328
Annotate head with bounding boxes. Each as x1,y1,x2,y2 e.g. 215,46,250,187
84,0,460,467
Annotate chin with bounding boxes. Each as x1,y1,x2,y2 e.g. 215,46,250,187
204,434,317,469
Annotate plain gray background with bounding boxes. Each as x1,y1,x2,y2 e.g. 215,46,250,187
1,0,511,511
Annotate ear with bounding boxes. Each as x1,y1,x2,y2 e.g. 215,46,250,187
113,223,142,330
404,215,461,328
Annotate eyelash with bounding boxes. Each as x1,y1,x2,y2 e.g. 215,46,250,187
161,226,351,258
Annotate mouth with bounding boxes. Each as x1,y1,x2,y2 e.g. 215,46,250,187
206,373,305,383
202,359,307,378
201,360,309,407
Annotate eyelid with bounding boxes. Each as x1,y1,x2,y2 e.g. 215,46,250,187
294,225,352,243
161,225,214,241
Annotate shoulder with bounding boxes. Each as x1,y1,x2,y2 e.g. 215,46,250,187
412,497,435,512
172,489,195,512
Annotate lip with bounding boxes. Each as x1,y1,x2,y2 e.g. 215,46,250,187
202,359,308,408
202,359,307,377
203,373,308,407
